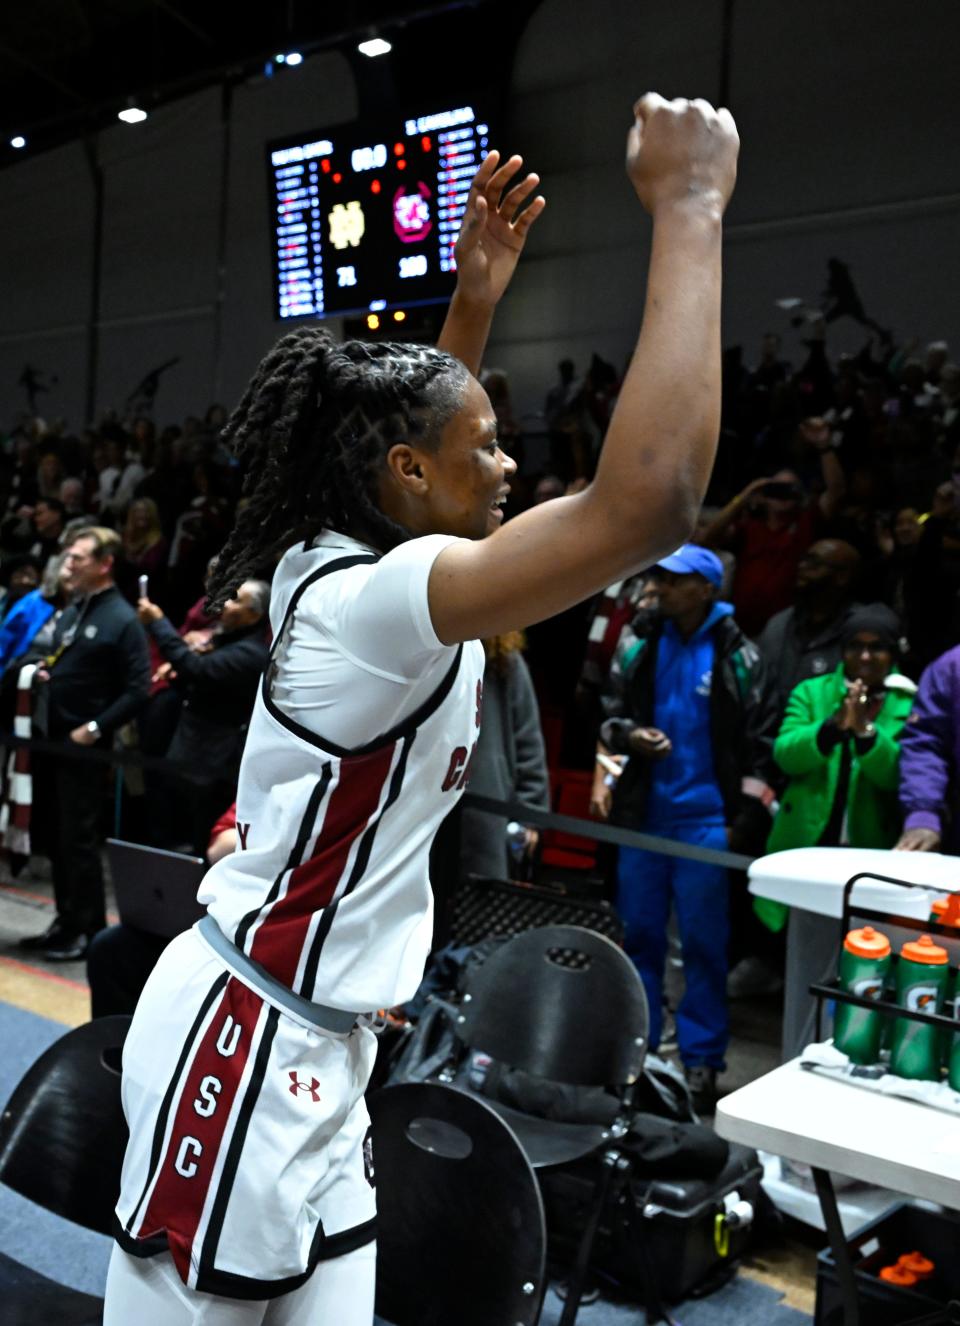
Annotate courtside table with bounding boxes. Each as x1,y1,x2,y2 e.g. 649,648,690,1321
716,1058,960,1326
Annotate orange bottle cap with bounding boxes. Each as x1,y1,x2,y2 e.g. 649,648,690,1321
845,926,892,959
938,894,960,926
898,1251,935,1277
880,1264,918,1286
901,934,949,964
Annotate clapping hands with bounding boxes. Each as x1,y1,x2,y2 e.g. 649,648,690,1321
838,680,884,735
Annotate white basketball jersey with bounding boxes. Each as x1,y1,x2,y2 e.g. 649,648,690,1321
199,532,486,1012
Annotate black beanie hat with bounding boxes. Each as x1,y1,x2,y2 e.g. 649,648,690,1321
841,604,901,653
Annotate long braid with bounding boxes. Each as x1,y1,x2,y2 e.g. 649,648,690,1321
207,328,467,608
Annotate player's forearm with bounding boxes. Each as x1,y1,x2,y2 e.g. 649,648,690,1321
436,289,495,378
592,199,723,560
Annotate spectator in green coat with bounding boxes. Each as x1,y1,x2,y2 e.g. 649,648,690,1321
759,606,916,932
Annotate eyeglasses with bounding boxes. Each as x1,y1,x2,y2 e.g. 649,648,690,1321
843,641,891,655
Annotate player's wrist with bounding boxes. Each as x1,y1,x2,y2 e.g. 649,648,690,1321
651,192,725,228
449,284,497,315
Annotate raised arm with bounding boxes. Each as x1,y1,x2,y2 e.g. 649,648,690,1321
436,151,546,377
798,417,846,521
429,94,739,644
699,477,768,548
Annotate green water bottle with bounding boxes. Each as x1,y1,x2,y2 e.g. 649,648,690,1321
890,935,949,1081
930,901,960,1064
833,926,892,1064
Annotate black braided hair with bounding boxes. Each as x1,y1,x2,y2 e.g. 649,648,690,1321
206,327,468,608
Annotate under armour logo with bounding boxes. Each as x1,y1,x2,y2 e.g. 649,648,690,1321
288,1071,322,1102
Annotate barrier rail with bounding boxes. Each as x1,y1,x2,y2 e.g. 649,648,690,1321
0,731,756,871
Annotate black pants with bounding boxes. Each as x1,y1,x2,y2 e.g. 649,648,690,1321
87,922,169,1018
33,751,109,936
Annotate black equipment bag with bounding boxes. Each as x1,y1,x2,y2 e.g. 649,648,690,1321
540,1141,763,1305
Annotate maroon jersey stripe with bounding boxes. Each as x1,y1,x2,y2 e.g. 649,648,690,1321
247,741,397,988
137,978,263,1283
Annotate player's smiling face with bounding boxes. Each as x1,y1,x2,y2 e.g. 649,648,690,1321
381,375,516,541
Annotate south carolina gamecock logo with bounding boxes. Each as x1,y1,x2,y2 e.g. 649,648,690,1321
393,183,432,242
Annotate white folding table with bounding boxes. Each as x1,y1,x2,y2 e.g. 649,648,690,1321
717,1058,960,1325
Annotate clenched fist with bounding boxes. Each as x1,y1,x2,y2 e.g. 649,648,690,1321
627,94,739,217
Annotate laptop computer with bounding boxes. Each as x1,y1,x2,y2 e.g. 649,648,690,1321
107,839,208,941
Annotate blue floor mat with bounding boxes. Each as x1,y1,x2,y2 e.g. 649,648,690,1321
535,1275,810,1324
0,1004,114,1296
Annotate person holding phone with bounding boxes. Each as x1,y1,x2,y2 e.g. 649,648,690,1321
700,417,846,635
106,95,740,1323
136,580,271,854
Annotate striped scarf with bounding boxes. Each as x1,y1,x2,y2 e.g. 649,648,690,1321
0,664,39,855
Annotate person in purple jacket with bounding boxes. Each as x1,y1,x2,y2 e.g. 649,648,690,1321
896,643,960,852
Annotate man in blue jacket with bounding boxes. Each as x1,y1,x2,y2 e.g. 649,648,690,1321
598,545,777,1113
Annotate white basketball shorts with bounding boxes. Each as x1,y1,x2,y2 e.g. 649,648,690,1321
114,927,378,1299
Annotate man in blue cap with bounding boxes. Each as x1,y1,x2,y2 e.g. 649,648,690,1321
596,544,777,1113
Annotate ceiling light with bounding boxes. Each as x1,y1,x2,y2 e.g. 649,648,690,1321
358,37,392,57
10,136,26,149
118,105,148,124
284,52,303,66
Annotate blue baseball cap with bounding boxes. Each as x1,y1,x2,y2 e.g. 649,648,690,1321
654,544,724,587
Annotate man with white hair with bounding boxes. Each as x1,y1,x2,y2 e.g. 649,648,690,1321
20,526,150,958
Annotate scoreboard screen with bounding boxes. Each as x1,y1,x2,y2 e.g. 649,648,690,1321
268,103,493,321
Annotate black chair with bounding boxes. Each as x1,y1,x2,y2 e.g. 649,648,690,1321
0,1015,131,1325
450,875,625,948
451,924,649,1325
370,1081,546,1326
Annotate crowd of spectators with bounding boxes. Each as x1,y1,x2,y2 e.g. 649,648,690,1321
2,315,960,1111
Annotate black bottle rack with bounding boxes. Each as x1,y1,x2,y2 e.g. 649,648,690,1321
810,871,960,1051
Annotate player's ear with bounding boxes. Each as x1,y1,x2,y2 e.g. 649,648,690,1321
384,444,429,494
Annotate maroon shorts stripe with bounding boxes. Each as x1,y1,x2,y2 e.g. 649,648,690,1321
136,978,263,1284
249,742,396,987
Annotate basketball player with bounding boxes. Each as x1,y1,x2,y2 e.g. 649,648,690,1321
104,93,739,1323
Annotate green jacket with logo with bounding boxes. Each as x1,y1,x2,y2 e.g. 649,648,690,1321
758,665,914,930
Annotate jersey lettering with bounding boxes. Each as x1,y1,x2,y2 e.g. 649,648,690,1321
174,1136,202,1178
236,822,251,850
193,1074,222,1118
457,740,477,791
441,746,467,792
216,1015,241,1058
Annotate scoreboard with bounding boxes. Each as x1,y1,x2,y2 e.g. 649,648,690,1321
268,103,492,321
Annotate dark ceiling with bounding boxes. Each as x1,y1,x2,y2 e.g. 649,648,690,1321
0,0,530,159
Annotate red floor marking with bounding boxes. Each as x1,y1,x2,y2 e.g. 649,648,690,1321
0,883,118,925
0,882,54,906
0,955,89,991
